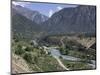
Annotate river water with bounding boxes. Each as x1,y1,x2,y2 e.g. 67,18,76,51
48,49,80,61
48,48,96,69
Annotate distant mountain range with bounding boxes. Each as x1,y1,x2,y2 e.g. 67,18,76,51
12,4,48,24
12,4,96,39
41,5,96,34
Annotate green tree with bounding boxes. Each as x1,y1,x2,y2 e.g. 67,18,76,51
60,46,69,55
25,46,32,52
23,52,38,64
23,52,33,63
15,45,25,55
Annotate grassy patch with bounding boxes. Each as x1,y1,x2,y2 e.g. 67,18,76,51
12,40,65,72
61,59,92,70
35,56,64,72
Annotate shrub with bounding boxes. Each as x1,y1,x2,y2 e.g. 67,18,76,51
59,56,63,59
81,58,91,63
60,46,69,55
25,46,33,52
23,52,33,63
23,52,38,64
15,45,25,55
48,52,51,55
65,44,72,50
14,39,19,42
65,49,69,55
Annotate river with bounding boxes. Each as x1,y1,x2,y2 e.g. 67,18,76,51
48,48,96,69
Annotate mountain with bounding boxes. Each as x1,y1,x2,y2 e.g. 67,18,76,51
41,5,96,34
12,5,96,39
12,4,48,24
12,13,43,39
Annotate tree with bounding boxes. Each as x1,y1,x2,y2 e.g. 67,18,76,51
23,52,38,64
59,56,63,59
14,38,19,42
48,52,51,55
15,45,25,55
65,48,69,55
65,44,72,50
60,46,69,55
23,52,33,63
25,46,32,52
34,56,38,63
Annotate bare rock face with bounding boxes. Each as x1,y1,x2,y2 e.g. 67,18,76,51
42,5,96,34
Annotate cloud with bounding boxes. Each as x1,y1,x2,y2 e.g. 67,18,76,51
49,9,53,17
57,6,63,10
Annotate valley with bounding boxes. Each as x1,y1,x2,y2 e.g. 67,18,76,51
11,1,96,74
12,34,96,73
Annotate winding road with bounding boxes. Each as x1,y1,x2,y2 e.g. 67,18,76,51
54,56,69,70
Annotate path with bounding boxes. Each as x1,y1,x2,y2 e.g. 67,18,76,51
54,56,69,70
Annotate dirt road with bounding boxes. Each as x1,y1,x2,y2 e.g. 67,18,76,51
54,56,69,70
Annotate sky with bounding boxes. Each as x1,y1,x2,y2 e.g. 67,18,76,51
12,1,78,17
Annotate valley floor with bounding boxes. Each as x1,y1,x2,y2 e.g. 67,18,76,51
11,35,96,74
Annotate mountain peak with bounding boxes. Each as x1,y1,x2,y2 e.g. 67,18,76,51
12,4,49,24
41,5,96,34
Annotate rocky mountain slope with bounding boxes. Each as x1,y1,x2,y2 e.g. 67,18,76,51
41,5,96,34
12,4,48,24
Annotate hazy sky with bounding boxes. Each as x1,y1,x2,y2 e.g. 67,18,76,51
12,1,78,17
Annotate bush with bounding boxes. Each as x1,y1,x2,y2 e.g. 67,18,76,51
65,49,69,55
59,56,63,59
15,45,25,55
60,46,69,55
30,41,34,45
65,44,72,50
48,52,51,55
23,52,33,63
25,46,33,52
14,39,19,42
81,58,91,63
23,52,38,64
78,46,85,51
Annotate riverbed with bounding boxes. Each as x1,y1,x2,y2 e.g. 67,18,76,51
48,48,96,69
